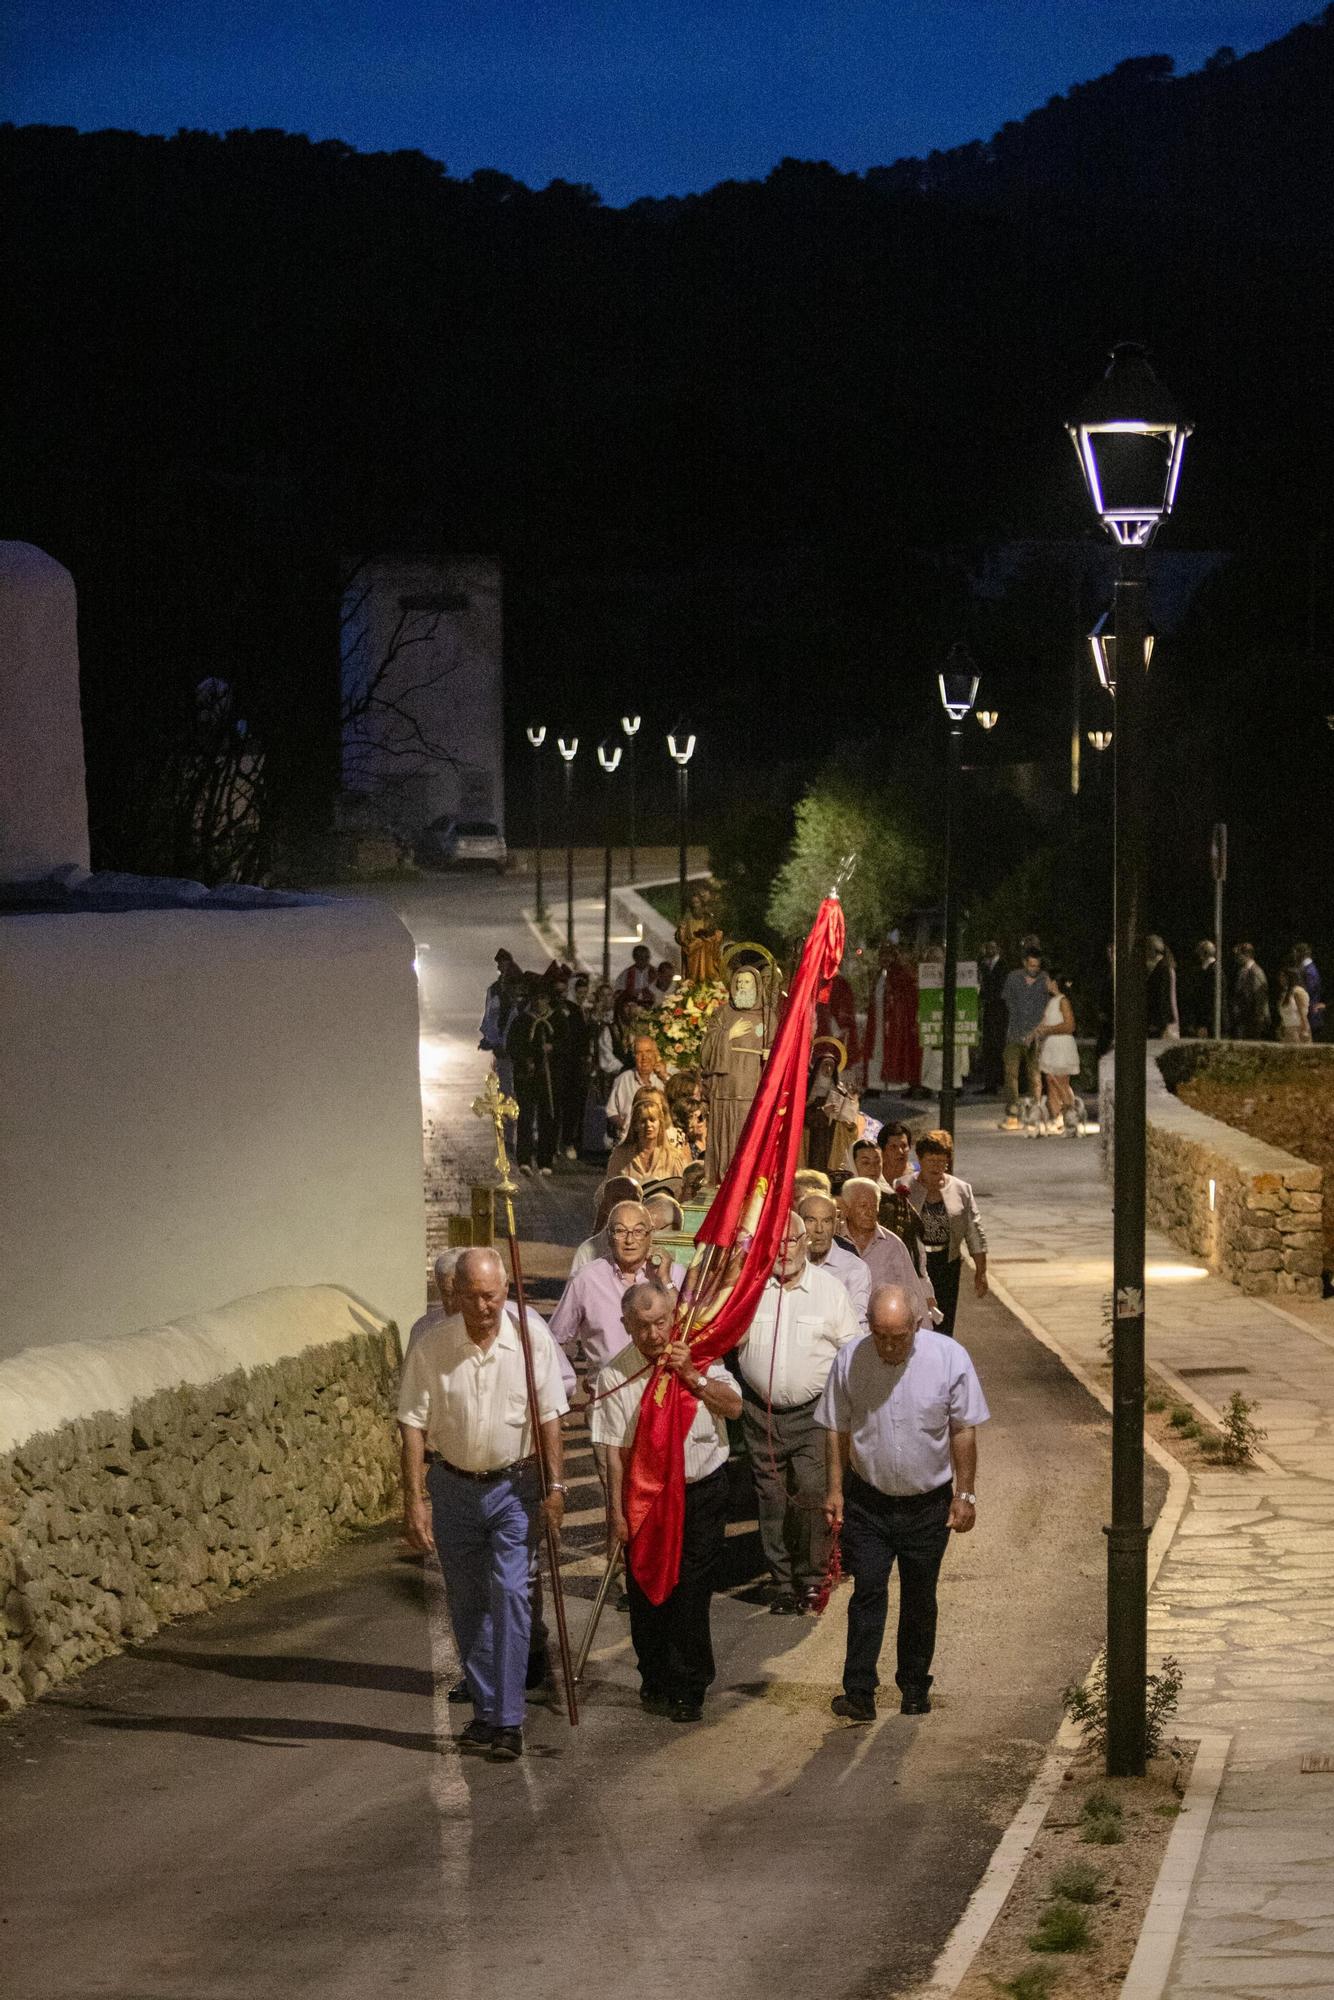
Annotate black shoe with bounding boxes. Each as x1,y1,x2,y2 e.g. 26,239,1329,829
525,1647,550,1690
668,1698,704,1723
489,1727,525,1761
831,1692,876,1723
899,1686,932,1715
800,1582,825,1614
639,1689,672,1717
447,1677,472,1704
458,1718,494,1748
769,1589,803,1617
614,1589,631,1612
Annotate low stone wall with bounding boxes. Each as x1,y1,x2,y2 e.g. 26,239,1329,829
0,1288,402,1712
1100,1047,1324,1297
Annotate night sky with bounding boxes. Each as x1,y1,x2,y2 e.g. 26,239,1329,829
8,1,1321,206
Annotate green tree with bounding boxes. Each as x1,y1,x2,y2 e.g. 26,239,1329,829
767,773,930,944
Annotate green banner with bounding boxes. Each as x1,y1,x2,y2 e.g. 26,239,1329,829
917,960,980,1049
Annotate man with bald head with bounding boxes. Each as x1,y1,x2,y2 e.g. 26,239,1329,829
398,1248,569,1762
817,1283,988,1721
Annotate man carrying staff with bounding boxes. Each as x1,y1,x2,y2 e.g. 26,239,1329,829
593,1280,742,1724
399,1247,569,1763
818,1284,987,1721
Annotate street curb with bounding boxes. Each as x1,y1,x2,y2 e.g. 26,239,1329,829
1120,1728,1232,1999
521,905,592,975
908,1271,1198,2000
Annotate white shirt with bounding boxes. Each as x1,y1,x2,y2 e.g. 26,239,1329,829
569,1230,608,1273
407,1302,575,1392
736,1261,861,1408
816,1331,989,1496
589,1342,732,1482
809,1241,871,1332
398,1313,569,1471
605,1066,666,1136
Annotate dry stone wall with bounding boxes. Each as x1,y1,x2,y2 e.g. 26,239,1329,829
1100,1047,1324,1298
0,1319,401,1713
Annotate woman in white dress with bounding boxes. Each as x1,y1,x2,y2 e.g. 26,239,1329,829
1032,973,1081,1133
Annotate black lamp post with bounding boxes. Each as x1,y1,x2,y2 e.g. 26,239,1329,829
667,723,697,920
621,713,641,882
525,724,547,922
1069,341,1192,1778
937,646,981,1140
596,739,623,983
557,735,579,962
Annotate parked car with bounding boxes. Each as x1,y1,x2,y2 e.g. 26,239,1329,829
416,817,508,872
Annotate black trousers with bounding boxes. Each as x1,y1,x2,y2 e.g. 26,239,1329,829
741,1395,828,1591
515,1087,557,1167
926,1247,961,1339
627,1465,728,1703
557,1067,587,1151
840,1472,952,1698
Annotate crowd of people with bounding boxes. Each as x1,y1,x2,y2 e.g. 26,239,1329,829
1136,936,1325,1045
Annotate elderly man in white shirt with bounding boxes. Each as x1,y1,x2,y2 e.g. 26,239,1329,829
736,1210,861,1615
797,1192,871,1331
818,1283,988,1721
399,1248,569,1763
604,1034,667,1144
592,1280,742,1723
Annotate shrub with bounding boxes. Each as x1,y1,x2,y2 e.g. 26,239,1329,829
993,1967,1057,2000
1028,1900,1091,1953
1168,1405,1199,1434
1146,1393,1167,1412
1081,1812,1124,1845
1217,1390,1266,1465
1080,1787,1123,1822
1063,1654,1183,1757
1047,1861,1104,1904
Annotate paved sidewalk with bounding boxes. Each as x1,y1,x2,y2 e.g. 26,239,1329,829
951,1099,1334,1999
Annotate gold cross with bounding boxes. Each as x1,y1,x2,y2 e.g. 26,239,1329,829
472,1071,520,1230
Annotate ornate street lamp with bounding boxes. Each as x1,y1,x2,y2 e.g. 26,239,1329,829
596,739,623,983
1088,608,1156,696
936,643,979,1140
525,724,547,922
620,713,641,883
666,723,697,921
1068,342,1191,1780
557,735,579,962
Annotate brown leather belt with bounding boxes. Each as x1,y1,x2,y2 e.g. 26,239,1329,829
436,1454,535,1484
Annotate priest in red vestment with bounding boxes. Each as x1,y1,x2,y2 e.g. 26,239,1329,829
861,943,921,1093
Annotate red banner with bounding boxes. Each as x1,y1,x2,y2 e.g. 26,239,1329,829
624,895,847,1602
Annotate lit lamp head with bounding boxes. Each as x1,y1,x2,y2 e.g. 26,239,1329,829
526,723,547,749
557,734,579,764
1088,608,1156,696
1067,342,1192,549
1087,729,1114,753
597,738,622,774
621,713,641,738
666,721,697,766
975,708,1000,731
938,642,980,723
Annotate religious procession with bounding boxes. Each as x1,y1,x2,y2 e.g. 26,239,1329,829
400,889,1005,1759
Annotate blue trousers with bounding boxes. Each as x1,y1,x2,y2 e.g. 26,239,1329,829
429,1460,539,1729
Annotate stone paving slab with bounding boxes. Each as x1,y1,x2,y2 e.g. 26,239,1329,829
949,1100,1334,2000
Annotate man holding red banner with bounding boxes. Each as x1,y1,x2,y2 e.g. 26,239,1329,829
593,1280,741,1722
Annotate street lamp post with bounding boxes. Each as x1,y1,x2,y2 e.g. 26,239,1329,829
621,714,641,883
596,740,623,983
1069,341,1192,1778
666,723,697,921
525,725,547,922
937,647,981,1140
557,736,579,963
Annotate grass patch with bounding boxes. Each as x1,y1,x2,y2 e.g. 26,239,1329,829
993,1968,1057,2000
1028,1900,1092,1953
1047,1861,1104,1904
1081,1812,1125,1846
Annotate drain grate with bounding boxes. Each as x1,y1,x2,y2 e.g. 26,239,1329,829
1301,1753,1334,1774
1177,1364,1251,1378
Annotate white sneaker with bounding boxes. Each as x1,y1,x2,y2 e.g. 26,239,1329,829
519,1163,534,1176
563,1145,577,1161
539,1165,553,1177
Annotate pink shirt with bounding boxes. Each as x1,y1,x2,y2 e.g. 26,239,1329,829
855,1225,932,1322
548,1254,687,1373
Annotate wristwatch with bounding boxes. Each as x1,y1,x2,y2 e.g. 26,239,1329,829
548,1481,568,1495
957,1491,977,1505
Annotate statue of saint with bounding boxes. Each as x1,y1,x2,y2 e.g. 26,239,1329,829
699,955,778,1184
675,886,724,984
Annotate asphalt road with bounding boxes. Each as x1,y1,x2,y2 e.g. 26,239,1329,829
0,872,1162,2000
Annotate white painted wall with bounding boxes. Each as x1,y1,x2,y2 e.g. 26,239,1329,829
0,542,89,876
0,897,424,1365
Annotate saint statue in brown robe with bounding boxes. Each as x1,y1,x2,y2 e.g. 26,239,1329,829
699,963,776,1184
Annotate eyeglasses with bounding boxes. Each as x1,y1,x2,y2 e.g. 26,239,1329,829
610,1225,650,1240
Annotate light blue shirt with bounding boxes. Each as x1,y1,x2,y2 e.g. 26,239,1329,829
811,1241,872,1332
816,1331,989,1496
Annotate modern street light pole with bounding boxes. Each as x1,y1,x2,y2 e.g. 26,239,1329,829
597,740,623,983
621,714,641,882
1070,341,1192,1779
1210,823,1227,1038
666,723,697,920
938,647,981,1141
525,725,548,922
557,735,579,963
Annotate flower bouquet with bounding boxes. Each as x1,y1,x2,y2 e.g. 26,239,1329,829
646,977,728,1074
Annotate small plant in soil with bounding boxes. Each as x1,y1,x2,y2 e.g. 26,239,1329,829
1047,1860,1104,1904
1146,1392,1166,1412
1081,1811,1124,1845
1168,1405,1200,1435
1080,1786,1123,1822
1064,1653,1183,1757
993,1967,1058,2000
1028,1899,1092,1953
1216,1390,1266,1465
